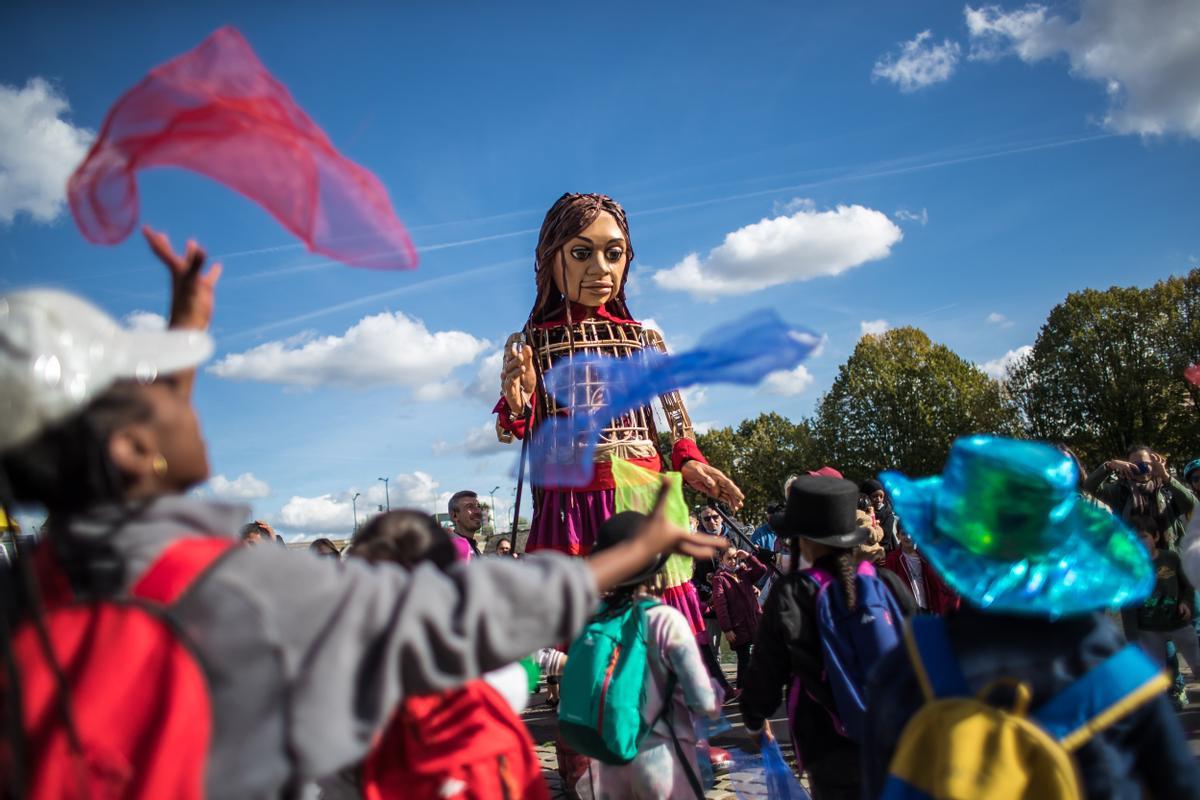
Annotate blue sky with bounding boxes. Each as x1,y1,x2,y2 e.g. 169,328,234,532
3,1,1199,538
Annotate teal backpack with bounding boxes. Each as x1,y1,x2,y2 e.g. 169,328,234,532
558,596,661,764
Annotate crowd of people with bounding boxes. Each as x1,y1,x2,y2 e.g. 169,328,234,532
3,226,1200,800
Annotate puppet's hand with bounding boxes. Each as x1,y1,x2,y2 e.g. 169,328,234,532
681,461,744,513
501,338,535,414
143,226,221,331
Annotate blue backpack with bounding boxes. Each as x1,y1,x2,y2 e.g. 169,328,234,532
799,561,904,742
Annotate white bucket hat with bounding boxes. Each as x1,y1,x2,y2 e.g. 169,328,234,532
0,289,213,452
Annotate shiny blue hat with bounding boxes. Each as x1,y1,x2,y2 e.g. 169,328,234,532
880,436,1153,617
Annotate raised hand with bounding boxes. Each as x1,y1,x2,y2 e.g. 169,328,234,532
1105,459,1135,481
1150,452,1172,481
500,335,536,413
586,477,728,591
681,460,745,513
143,225,222,332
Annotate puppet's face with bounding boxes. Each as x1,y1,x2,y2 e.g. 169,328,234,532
552,211,628,308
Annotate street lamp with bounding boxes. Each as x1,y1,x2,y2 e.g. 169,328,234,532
488,486,500,536
378,477,390,511
352,492,361,532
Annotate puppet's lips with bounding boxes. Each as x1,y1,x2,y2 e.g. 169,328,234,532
582,282,613,291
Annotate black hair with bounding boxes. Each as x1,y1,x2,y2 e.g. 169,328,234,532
349,510,458,572
308,537,340,557
1128,514,1163,546
1126,443,1154,459
447,490,477,516
240,521,273,542
789,533,857,608
1,381,151,512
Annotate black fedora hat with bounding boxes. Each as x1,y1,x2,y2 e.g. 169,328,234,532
592,510,669,587
769,475,871,549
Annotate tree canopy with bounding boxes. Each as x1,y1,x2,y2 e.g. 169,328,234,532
1006,269,1200,468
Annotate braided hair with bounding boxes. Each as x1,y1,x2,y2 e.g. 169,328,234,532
788,534,858,609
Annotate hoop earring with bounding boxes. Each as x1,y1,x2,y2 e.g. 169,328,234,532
152,455,169,477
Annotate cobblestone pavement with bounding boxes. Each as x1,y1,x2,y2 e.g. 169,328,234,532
523,664,1200,799
523,663,805,799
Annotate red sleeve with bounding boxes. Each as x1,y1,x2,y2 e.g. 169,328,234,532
711,577,733,635
492,394,537,440
670,437,707,472
742,555,768,584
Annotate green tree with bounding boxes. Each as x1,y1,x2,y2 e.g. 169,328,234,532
814,327,1018,480
1006,269,1200,470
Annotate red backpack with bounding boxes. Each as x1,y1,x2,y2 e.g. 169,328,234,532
2,537,233,799
362,679,550,800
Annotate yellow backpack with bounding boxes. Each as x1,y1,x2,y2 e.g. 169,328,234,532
882,616,1169,800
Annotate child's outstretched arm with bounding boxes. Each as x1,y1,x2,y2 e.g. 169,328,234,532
587,477,727,592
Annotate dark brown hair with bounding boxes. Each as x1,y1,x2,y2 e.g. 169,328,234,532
348,510,458,572
2,380,151,511
527,193,635,325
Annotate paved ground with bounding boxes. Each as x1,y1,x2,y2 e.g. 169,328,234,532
522,661,802,799
523,660,1200,799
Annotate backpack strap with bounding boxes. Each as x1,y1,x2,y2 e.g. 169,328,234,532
799,566,834,593
903,615,969,701
131,538,236,604
1032,643,1170,751
659,671,706,800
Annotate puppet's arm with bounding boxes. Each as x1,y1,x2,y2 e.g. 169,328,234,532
643,328,743,510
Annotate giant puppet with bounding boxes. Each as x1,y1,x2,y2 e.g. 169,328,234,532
493,193,743,559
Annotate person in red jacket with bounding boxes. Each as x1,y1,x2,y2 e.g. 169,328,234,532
882,530,960,615
710,548,769,691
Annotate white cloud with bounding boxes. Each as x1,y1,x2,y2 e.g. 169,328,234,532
873,30,962,92
414,380,464,402
808,333,829,359
652,203,902,299
894,208,929,226
980,344,1033,380
433,421,511,456
0,78,94,224
771,197,816,216
123,310,167,331
860,319,890,337
207,472,271,501
209,311,489,389
277,470,444,534
986,312,1015,328
965,1,1200,138
759,365,815,396
278,494,356,533
680,385,708,410
467,349,506,404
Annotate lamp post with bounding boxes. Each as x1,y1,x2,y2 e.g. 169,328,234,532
352,492,361,532
488,486,500,536
378,477,390,511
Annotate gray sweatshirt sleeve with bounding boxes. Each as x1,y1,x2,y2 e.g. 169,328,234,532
197,547,597,779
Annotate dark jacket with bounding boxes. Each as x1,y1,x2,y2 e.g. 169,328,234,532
1138,548,1195,631
876,505,903,552
1083,469,1196,548
881,548,960,615
710,555,768,646
864,608,1200,800
739,557,914,779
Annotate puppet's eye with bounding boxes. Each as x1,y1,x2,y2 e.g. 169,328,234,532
571,246,591,261
605,247,624,263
